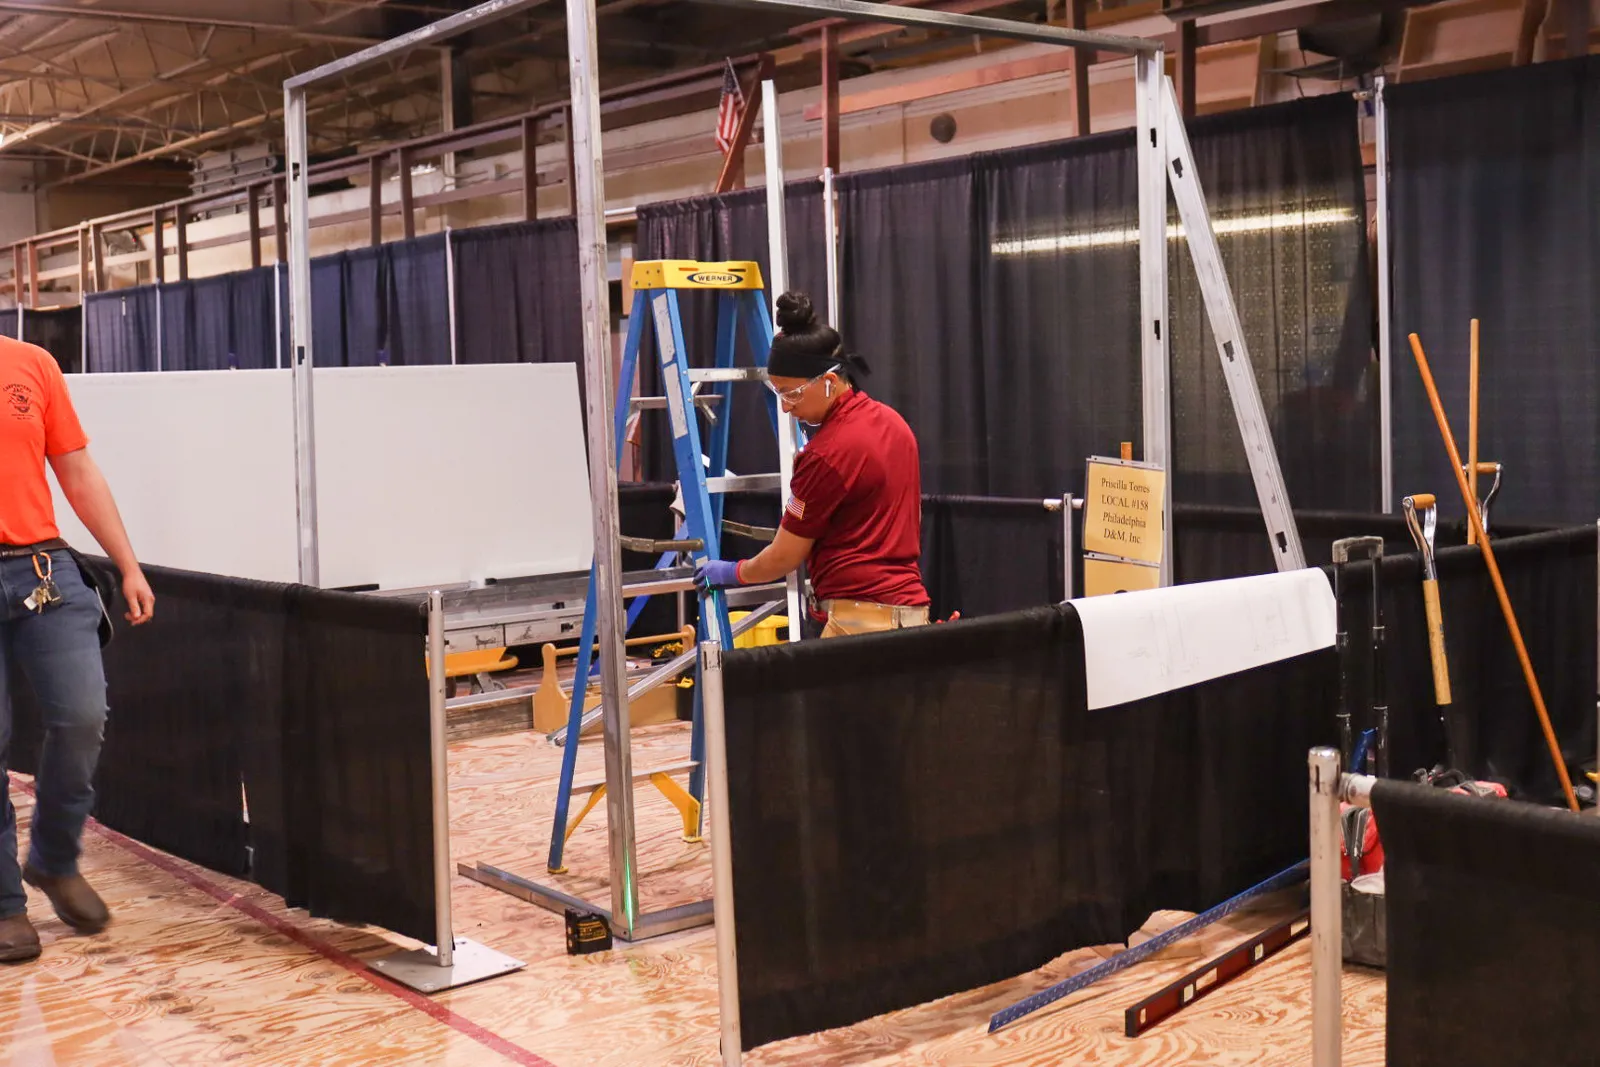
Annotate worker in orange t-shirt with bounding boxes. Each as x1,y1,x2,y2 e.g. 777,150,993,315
0,335,153,963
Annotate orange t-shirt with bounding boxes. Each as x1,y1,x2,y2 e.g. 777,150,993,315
0,337,87,546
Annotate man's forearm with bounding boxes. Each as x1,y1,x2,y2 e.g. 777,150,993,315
58,464,140,574
736,528,813,585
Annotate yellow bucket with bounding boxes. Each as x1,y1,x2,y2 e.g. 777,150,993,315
730,611,789,649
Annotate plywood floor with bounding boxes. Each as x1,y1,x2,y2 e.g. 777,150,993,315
0,720,1387,1066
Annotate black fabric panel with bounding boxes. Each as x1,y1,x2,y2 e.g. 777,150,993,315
839,157,987,494
22,307,83,374
283,588,434,943
0,309,17,340
830,95,1372,507
340,247,385,366
1389,57,1600,527
1376,779,1600,1067
722,604,1335,1049
1168,94,1376,512
723,605,1081,1048
634,183,827,483
84,288,159,372
160,277,225,370
1331,526,1596,803
920,495,1061,621
452,220,583,365
387,234,451,366
229,266,280,370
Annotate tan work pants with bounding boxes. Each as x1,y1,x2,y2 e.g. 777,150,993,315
818,599,931,639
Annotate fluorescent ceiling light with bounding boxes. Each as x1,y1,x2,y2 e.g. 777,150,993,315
990,207,1358,256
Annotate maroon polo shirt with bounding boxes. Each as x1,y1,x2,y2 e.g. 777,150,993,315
779,389,930,608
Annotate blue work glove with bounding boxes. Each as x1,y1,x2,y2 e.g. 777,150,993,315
694,559,744,593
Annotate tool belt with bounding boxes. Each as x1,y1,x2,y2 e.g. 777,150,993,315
817,599,930,630
0,538,69,560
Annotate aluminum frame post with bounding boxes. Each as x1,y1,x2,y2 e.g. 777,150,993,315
1158,74,1305,573
1133,51,1172,587
702,641,743,1066
1309,746,1342,1067
566,0,640,940
1374,77,1394,513
763,78,806,641
1595,517,1598,816
367,592,526,992
1061,494,1076,600
444,227,460,364
284,84,321,586
822,166,841,328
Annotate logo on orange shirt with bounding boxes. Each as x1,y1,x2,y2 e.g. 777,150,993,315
4,383,32,419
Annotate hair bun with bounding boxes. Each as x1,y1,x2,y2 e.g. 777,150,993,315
775,291,817,334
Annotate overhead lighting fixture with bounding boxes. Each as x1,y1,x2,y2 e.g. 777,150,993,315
989,207,1359,256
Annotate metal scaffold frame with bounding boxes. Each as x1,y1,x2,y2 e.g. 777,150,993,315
283,0,1305,950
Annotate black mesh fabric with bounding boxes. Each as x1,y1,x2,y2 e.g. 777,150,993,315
1375,779,1600,1067
282,587,434,942
22,307,84,375
721,603,1336,1049
1329,526,1596,804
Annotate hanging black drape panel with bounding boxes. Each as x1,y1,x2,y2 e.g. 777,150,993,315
1377,779,1600,1067
341,247,386,366
635,183,827,482
85,288,159,372
282,588,434,942
386,234,451,366
22,308,83,374
0,309,17,340
161,268,278,371
1389,57,1600,526
453,219,583,365
836,95,1373,507
722,603,1335,1049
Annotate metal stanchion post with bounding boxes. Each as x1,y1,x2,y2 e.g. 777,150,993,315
368,592,526,992
1309,746,1342,1067
1062,494,1077,601
702,641,743,1066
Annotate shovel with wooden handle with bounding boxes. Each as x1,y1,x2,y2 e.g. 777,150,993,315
1404,492,1459,771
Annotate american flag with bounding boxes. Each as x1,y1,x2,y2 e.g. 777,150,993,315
715,58,745,156
786,495,806,521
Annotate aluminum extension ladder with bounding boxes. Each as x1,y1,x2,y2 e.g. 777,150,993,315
546,259,794,875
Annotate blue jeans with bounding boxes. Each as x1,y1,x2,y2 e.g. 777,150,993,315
0,552,109,918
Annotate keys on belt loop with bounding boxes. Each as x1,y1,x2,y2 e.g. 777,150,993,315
23,550,62,614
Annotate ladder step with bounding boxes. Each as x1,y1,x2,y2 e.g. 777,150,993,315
631,395,724,412
708,474,781,494
572,759,699,794
686,368,767,383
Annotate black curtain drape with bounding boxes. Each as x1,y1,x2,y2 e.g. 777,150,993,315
282,588,434,942
837,95,1373,508
1389,56,1600,527
0,309,17,341
305,237,450,368
84,288,159,372
722,602,1334,1049
1377,780,1600,1067
386,233,451,366
161,268,278,371
22,308,83,374
635,183,827,482
452,219,583,366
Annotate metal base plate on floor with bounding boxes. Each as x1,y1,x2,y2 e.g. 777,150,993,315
368,937,526,994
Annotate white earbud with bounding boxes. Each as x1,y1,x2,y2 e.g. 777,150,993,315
826,380,833,397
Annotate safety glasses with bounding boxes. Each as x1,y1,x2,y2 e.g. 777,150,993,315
766,364,840,404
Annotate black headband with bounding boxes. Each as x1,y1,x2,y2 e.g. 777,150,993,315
767,342,870,382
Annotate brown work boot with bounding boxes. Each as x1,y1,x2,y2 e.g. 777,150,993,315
22,866,110,934
0,913,41,962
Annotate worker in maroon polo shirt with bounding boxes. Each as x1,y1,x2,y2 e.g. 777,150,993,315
694,291,930,638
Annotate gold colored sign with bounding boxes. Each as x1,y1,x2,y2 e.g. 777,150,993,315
1082,458,1166,566
1083,555,1161,597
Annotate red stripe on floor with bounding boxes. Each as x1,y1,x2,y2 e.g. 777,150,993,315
18,784,559,1067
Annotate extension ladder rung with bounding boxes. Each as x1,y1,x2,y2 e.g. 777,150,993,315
631,395,724,412
708,474,781,494
687,367,767,383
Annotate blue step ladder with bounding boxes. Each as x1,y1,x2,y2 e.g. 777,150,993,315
546,259,793,875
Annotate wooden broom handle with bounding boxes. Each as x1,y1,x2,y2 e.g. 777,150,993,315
1409,332,1579,811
